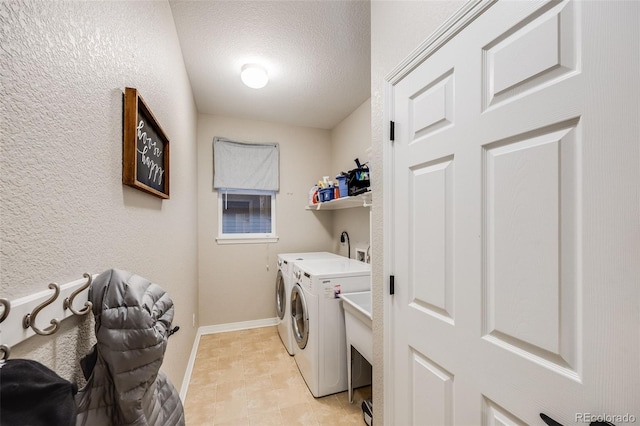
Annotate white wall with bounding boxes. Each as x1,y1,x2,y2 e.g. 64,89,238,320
195,101,373,327
331,99,372,259
0,1,199,390
197,115,334,326
0,0,469,411
370,1,465,422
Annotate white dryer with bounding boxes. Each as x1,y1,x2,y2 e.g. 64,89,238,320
290,258,371,397
275,252,343,355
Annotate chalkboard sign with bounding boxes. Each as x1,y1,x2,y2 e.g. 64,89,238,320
123,87,170,199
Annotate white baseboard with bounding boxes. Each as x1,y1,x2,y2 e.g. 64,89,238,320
179,331,201,402
179,317,278,401
198,317,278,335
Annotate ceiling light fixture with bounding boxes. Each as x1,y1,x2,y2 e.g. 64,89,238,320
241,64,268,89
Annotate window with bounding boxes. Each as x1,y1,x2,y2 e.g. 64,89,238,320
217,189,277,243
212,137,279,244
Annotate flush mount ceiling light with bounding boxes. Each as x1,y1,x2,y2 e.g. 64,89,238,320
241,64,268,89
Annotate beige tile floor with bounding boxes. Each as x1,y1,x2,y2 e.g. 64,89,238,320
183,326,371,425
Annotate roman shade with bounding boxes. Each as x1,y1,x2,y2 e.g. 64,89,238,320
213,137,279,191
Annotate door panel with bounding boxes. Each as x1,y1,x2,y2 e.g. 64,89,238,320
482,397,527,426
390,0,639,424
410,156,455,323
411,350,454,426
482,0,579,111
483,120,580,374
411,69,455,139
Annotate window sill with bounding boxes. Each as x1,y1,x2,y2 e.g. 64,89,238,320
216,236,279,245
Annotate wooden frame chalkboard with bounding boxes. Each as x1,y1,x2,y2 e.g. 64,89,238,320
123,87,170,199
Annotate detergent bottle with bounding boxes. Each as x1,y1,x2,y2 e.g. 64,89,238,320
309,184,319,205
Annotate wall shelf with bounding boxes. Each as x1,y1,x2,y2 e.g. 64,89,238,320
306,191,372,211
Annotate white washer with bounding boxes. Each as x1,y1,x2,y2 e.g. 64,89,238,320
276,252,343,355
290,258,371,397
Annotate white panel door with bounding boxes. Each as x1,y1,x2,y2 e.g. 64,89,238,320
389,1,639,424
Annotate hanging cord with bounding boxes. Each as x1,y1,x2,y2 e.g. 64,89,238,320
340,231,351,259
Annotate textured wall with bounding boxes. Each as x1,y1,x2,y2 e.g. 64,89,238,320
370,1,465,422
0,0,199,390
197,114,334,326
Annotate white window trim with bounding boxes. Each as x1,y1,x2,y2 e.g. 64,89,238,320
216,236,279,245
216,189,278,244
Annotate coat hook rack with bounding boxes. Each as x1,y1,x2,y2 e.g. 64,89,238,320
22,283,61,336
1,273,94,348
63,273,93,316
0,344,10,361
0,299,10,324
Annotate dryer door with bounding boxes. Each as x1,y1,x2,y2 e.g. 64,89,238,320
275,270,285,320
290,284,309,349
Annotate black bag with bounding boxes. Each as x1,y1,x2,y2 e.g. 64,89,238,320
0,359,78,426
347,158,370,196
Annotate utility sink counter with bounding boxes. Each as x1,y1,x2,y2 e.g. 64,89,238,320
340,290,372,403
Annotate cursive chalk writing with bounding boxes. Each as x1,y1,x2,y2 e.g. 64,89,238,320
136,120,165,185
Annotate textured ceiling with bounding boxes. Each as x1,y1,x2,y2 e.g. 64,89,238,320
169,1,371,130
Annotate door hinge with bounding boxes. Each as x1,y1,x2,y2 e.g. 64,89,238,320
390,121,395,141
390,275,395,295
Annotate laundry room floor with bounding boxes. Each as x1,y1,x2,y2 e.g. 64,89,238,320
183,326,371,425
